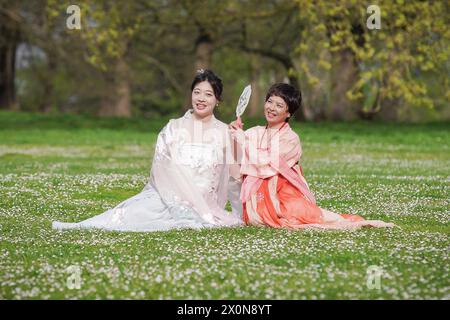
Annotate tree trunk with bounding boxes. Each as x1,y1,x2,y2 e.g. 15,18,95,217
249,55,262,117
184,29,214,111
378,98,399,121
40,54,57,113
99,57,131,117
0,22,19,110
286,73,306,122
194,31,213,72
324,19,365,121
329,48,359,121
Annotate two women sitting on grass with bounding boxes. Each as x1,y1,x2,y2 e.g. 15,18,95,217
53,70,394,232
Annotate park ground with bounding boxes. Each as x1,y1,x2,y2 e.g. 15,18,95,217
0,112,448,299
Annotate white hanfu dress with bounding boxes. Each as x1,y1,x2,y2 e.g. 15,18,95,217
52,110,243,232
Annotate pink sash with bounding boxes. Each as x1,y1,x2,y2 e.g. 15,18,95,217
240,154,316,205
272,157,316,204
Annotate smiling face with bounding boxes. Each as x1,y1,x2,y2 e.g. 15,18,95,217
191,81,218,119
264,95,291,127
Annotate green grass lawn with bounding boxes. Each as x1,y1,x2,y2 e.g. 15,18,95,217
0,111,448,299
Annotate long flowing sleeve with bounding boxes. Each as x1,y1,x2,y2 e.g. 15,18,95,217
227,174,242,219
239,126,301,179
217,128,243,221
279,133,301,168
150,119,219,225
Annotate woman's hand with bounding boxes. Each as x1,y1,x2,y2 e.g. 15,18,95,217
228,119,245,144
229,118,244,130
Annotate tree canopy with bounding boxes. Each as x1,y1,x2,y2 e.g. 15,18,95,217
0,0,448,122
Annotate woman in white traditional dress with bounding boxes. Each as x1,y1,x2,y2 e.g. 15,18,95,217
52,69,243,232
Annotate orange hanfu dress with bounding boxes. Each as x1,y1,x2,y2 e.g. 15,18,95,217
238,124,394,230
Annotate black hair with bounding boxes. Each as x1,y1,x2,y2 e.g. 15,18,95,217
265,83,302,122
190,69,223,101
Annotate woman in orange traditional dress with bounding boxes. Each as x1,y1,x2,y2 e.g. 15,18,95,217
229,83,394,230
